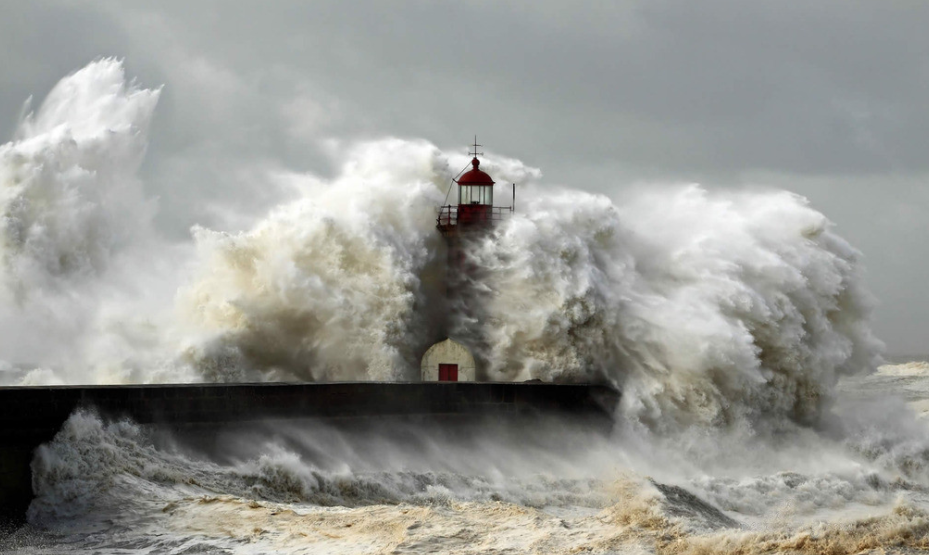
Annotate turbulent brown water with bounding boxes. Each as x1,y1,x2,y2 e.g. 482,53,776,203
2,61,925,554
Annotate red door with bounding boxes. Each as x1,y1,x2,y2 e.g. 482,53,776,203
438,364,459,382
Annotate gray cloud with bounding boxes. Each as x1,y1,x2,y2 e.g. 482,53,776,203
1,0,926,353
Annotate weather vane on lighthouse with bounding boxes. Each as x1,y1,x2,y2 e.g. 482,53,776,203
469,135,483,158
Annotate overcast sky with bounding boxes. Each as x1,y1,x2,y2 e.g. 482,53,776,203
1,1,927,355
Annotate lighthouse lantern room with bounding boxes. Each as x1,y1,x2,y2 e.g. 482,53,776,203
436,138,513,236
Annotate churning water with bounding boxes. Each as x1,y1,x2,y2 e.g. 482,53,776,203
2,60,927,554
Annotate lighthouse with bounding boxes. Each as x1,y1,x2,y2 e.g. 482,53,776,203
422,138,513,382
437,141,499,233
436,137,514,271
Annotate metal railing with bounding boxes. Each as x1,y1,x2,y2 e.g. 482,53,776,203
436,205,513,228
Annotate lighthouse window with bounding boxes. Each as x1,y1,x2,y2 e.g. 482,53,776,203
459,185,493,205
459,185,472,205
479,186,493,205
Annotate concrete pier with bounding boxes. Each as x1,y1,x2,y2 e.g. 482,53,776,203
0,382,618,526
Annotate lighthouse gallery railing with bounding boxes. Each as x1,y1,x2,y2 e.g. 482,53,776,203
436,205,514,228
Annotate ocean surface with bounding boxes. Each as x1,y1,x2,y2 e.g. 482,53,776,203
2,359,929,554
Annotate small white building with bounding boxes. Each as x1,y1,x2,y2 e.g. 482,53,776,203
420,338,476,382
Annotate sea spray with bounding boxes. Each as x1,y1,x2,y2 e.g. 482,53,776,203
1,58,159,291
0,59,164,381
0,59,883,435
175,140,452,382
180,174,883,431
463,186,883,431
175,139,543,382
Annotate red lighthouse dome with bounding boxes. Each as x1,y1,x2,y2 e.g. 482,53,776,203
456,157,495,186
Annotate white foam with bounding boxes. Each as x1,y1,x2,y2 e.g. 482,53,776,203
462,186,882,431
0,59,163,379
878,361,929,377
21,410,929,555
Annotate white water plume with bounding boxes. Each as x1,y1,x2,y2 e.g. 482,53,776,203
174,140,454,382
0,59,885,436
3,58,158,288
0,58,166,381
461,186,883,430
